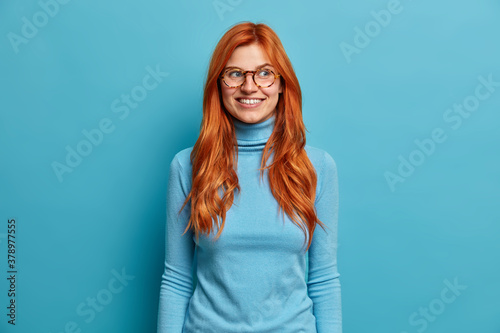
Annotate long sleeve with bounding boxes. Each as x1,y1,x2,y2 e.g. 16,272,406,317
157,153,196,333
307,151,342,333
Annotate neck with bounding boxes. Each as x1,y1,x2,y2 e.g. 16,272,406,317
232,113,276,152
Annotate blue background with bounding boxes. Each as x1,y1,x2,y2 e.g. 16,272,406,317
1,0,499,332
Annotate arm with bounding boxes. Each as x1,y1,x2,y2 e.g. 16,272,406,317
157,154,196,333
307,151,342,333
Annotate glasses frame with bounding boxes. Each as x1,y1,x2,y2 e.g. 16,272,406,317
220,67,281,88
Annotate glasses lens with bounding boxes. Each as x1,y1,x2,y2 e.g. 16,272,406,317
224,69,244,87
254,69,275,87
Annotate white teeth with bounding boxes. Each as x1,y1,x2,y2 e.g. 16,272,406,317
238,98,263,105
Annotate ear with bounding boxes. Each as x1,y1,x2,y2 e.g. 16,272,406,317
278,79,283,94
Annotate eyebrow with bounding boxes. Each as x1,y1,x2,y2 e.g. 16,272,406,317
223,63,274,71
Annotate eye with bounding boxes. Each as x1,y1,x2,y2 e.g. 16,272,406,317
227,69,243,78
257,69,272,78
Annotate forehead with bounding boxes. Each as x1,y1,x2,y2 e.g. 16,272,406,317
225,43,273,69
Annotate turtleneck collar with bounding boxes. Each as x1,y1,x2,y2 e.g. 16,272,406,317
232,113,276,152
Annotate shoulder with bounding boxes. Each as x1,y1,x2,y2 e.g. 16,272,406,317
168,147,194,194
170,147,194,170
305,145,339,204
169,147,194,182
304,145,338,176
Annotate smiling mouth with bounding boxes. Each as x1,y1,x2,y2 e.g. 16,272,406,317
236,98,265,105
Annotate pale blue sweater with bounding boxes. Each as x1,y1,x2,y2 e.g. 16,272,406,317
157,113,342,332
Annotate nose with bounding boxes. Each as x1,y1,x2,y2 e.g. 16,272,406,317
240,73,258,93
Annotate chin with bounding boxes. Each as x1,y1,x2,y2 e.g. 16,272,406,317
229,107,275,123
235,113,270,124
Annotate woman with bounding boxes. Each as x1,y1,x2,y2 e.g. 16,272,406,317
157,22,342,333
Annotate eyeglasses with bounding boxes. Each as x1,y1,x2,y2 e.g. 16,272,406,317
220,67,281,88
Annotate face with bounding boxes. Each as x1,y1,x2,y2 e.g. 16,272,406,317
220,43,282,124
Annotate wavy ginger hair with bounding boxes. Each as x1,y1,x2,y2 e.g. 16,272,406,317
179,22,326,252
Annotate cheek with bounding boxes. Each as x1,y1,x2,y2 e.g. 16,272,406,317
221,86,234,104
264,87,281,101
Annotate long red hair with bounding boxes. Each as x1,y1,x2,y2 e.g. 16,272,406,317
179,22,325,252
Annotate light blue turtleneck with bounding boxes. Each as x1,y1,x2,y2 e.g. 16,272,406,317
157,113,342,333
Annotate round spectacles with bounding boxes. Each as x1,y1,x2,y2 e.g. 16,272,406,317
220,68,280,88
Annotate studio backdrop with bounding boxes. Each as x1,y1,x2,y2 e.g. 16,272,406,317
1,0,499,332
